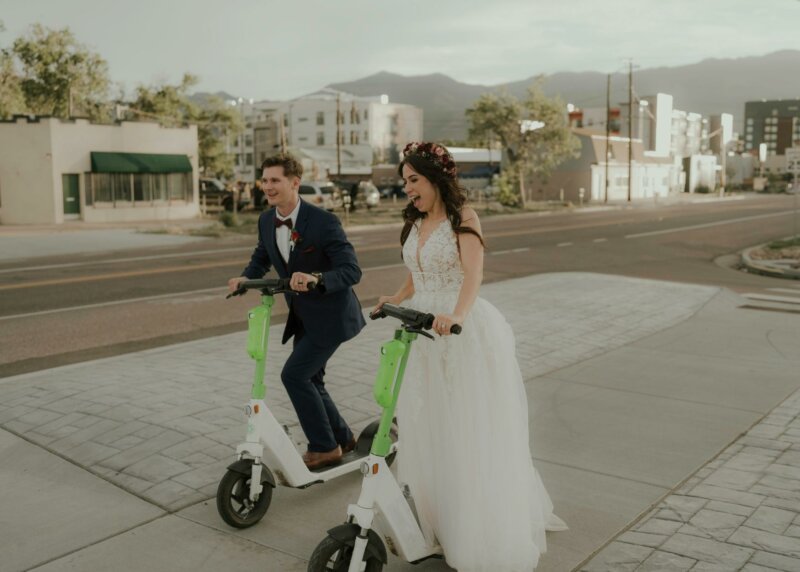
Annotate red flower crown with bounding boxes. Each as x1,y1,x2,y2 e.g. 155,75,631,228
402,142,457,179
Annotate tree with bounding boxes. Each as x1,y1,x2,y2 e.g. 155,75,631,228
0,49,26,119
128,74,242,179
0,20,26,118
12,24,111,120
467,81,580,206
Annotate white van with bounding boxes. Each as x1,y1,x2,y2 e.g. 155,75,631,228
299,182,342,211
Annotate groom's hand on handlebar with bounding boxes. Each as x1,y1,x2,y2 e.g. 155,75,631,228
228,276,245,293
290,272,316,292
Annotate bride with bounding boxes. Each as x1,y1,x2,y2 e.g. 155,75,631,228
374,142,566,571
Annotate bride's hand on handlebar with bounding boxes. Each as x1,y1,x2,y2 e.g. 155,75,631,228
432,313,463,337
373,295,398,315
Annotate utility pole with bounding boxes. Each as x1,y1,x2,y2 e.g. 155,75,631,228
605,73,611,203
336,93,342,179
627,60,633,202
279,113,287,153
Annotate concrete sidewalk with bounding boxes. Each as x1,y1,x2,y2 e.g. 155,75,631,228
1,272,799,571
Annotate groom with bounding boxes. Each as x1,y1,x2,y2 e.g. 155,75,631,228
228,153,366,470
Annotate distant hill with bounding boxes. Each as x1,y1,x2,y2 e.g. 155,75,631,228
188,91,239,106
329,50,800,141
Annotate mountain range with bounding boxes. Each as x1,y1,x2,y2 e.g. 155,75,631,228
327,50,800,141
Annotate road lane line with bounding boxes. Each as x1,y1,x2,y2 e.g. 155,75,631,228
742,293,800,305
2,209,791,289
767,288,800,294
0,262,408,321
0,247,252,275
593,238,608,243
0,260,248,291
0,286,229,322
557,242,573,247
625,211,792,239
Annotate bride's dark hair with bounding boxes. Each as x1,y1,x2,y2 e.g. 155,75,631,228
398,152,485,251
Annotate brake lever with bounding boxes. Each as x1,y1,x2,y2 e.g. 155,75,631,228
406,327,435,340
226,286,247,299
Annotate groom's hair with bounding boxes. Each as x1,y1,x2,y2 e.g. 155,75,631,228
261,153,303,180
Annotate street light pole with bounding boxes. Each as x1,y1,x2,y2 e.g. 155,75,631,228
605,73,610,203
627,60,633,202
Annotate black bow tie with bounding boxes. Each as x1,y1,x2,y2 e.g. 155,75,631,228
275,218,293,229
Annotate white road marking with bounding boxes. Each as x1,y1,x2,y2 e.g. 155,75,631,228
0,262,408,322
625,211,792,239
741,293,800,305
593,238,608,243
0,286,229,322
767,287,800,294
0,247,251,275
557,242,573,247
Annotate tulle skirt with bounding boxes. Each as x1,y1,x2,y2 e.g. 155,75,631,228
396,292,566,572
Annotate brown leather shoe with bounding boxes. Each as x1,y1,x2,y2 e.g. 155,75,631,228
304,446,343,470
341,437,357,454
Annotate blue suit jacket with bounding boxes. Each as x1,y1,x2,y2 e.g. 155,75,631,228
241,200,366,346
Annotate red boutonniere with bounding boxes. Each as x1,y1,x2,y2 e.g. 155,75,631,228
290,229,302,250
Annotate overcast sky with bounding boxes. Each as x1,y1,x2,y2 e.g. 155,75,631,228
1,0,799,101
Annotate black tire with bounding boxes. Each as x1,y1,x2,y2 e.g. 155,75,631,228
308,535,383,572
216,466,273,528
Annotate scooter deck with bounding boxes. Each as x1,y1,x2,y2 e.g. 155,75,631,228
309,447,370,474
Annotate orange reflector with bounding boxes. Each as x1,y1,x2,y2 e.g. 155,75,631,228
372,463,379,475
254,404,260,414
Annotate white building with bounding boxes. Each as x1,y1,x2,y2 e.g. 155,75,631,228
229,89,423,181
532,129,680,202
0,116,199,225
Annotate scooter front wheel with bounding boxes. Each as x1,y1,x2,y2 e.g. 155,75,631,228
216,466,273,528
308,535,383,572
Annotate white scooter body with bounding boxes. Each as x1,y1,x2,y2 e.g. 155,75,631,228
236,399,398,497
345,455,441,569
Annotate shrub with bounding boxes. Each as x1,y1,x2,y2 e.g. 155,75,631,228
219,212,239,227
495,172,520,207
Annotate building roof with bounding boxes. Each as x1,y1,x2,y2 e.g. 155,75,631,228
291,87,383,104
448,147,502,163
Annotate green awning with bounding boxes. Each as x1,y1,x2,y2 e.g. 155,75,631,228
91,152,192,174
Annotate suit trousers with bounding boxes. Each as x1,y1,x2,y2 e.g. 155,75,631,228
280,320,354,452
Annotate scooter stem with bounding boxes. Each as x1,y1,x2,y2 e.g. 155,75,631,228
247,294,275,400
371,328,415,457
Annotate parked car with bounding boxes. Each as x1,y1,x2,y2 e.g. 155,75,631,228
380,181,406,199
299,181,342,211
359,181,381,209
199,178,249,211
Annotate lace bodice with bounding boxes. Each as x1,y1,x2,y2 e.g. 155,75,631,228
402,219,464,293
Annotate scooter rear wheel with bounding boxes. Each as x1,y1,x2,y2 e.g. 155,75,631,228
308,535,383,572
216,467,273,528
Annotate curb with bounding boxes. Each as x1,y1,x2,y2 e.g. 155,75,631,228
741,241,800,279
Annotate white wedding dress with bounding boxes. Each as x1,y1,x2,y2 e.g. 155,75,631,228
396,219,566,572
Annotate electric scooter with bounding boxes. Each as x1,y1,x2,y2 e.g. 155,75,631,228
216,278,398,529
307,303,461,572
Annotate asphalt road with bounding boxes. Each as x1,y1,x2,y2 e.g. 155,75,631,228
1,194,797,377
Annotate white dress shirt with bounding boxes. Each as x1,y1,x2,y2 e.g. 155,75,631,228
275,199,301,263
